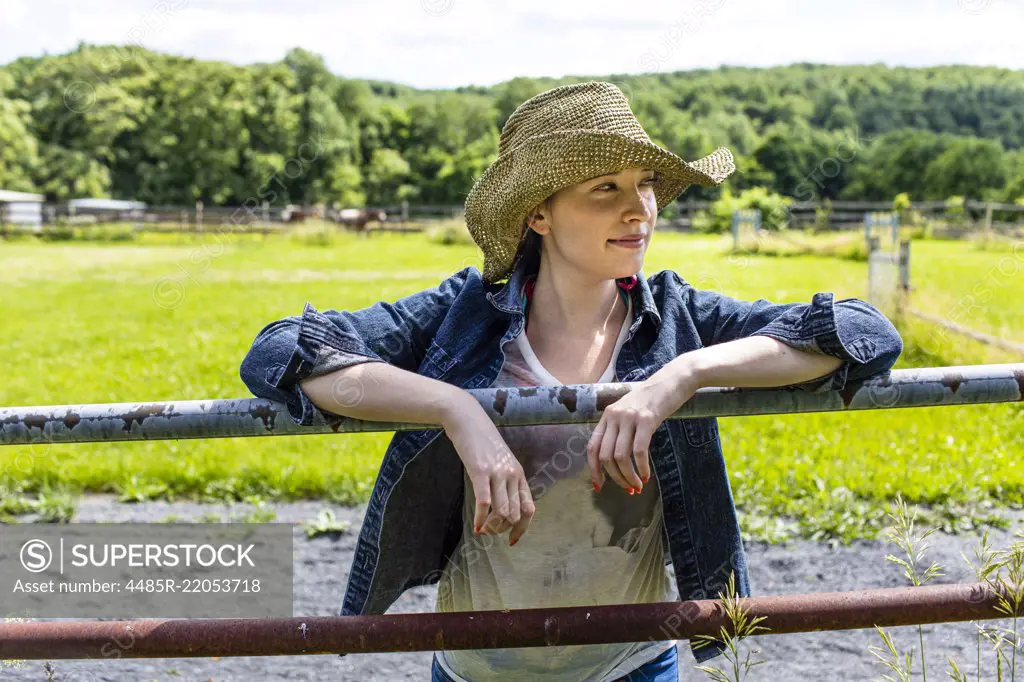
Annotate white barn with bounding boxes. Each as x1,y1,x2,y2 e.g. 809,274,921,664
0,189,44,229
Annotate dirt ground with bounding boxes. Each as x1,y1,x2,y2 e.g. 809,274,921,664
4,495,1022,681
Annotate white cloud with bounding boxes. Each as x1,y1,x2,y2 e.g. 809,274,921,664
1,0,1021,88
0,0,31,27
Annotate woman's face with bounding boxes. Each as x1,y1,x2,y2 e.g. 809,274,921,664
528,167,659,280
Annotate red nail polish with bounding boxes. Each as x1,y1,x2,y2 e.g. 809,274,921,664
593,481,600,492
642,474,649,483
510,537,518,546
629,488,635,496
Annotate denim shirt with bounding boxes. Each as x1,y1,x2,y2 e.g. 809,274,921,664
238,257,903,664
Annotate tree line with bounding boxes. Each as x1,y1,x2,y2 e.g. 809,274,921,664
1,44,1023,208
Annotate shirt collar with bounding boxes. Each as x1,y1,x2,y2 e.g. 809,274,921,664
485,258,662,329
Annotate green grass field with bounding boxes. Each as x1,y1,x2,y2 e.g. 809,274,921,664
1,228,1021,542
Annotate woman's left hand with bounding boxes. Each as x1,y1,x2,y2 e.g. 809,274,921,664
586,358,701,494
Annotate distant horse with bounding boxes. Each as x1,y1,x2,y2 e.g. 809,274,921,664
335,208,387,234
281,205,309,223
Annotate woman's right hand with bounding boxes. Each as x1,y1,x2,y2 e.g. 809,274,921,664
442,393,536,546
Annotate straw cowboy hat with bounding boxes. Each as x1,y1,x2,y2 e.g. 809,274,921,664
464,80,736,283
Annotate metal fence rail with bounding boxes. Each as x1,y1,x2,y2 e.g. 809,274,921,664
2,364,1022,446
1,363,1022,662
1,583,1019,659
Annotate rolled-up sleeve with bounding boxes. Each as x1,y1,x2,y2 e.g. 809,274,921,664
239,267,470,425
679,272,904,392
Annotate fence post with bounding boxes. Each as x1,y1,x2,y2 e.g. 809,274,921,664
866,236,881,308
731,209,761,250
196,201,204,235
867,235,906,319
983,200,994,237
864,211,899,251
897,239,911,320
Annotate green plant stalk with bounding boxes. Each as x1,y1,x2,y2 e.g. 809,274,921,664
1012,613,1017,682
693,571,768,682
882,494,949,682
919,624,927,682
948,655,968,682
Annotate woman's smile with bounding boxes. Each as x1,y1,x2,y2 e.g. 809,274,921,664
607,234,647,249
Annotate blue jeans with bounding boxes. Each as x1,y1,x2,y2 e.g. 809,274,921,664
430,645,678,681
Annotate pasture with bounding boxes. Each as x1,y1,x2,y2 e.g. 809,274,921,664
1,228,1021,543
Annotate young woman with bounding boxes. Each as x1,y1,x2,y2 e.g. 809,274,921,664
239,81,903,681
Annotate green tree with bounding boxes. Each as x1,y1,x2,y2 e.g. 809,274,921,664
1002,149,1024,202
364,148,414,205
0,71,40,191
841,129,953,200
8,49,1024,208
922,137,1008,199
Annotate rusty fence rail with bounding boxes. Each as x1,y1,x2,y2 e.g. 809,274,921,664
1,363,1022,446
0,583,1021,659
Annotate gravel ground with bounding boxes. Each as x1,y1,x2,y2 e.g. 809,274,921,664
4,495,1023,682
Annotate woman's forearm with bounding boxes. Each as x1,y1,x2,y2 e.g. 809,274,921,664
671,335,844,390
298,361,471,428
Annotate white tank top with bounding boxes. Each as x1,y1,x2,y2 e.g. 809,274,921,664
436,295,678,681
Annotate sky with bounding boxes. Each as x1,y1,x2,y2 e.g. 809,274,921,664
0,0,1020,89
